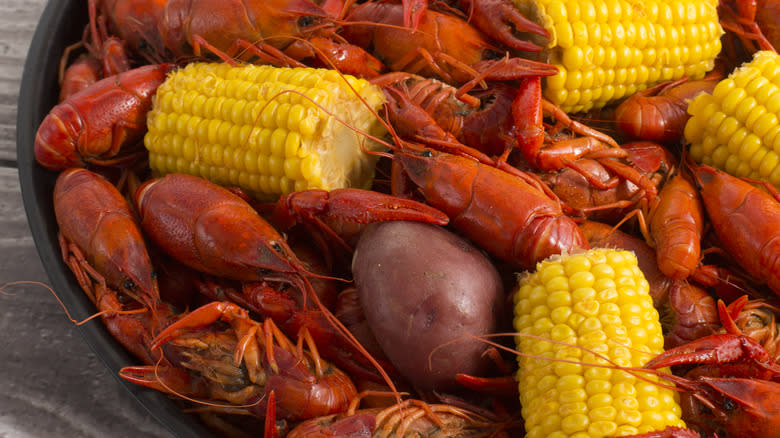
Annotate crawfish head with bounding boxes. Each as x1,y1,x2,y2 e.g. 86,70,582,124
682,377,780,438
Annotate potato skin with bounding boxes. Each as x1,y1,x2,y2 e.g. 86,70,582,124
352,221,503,391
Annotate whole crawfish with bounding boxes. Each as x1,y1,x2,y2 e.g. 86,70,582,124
53,168,182,365
121,301,357,422
35,63,175,171
641,171,706,281
54,168,160,311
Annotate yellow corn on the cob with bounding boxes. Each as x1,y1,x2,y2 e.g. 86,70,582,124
686,51,780,186
512,0,723,113
513,248,684,438
144,62,387,200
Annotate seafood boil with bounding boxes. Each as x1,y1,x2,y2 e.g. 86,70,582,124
28,0,780,436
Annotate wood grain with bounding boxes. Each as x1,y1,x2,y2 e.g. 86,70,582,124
0,1,172,436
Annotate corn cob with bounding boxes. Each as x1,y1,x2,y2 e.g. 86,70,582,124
686,51,780,186
513,248,684,438
512,0,723,113
144,62,387,200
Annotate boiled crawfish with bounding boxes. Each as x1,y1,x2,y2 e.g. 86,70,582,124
54,168,160,311
98,0,385,77
286,398,515,437
541,141,676,222
35,64,175,171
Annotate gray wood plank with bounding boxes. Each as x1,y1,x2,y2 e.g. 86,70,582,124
0,0,46,162
0,0,46,163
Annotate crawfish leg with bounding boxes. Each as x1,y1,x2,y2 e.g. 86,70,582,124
58,233,104,304
390,47,479,86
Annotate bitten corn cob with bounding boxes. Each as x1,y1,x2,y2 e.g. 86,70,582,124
145,62,387,200
513,248,684,438
686,51,780,186
512,0,723,113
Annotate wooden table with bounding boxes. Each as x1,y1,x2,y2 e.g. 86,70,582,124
0,2,172,436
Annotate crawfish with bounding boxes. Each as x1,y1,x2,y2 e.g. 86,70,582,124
639,172,706,281
59,55,103,103
512,77,662,207
541,141,676,222
372,72,519,157
99,0,385,78
54,168,160,311
341,2,558,87
286,398,514,437
719,0,778,55
121,301,357,422
395,0,549,52
134,173,317,283
58,0,132,101
393,147,588,270
716,295,780,362
35,63,175,171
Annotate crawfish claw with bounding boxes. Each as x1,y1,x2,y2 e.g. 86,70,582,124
151,301,249,350
459,0,548,52
644,333,772,369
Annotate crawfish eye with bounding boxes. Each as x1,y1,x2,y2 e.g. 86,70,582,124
422,150,433,158
482,50,502,60
271,242,284,253
723,398,736,412
123,280,136,290
298,16,315,28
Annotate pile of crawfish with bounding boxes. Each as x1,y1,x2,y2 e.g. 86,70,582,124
36,0,780,437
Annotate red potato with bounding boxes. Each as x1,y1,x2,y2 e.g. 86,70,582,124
352,221,504,391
